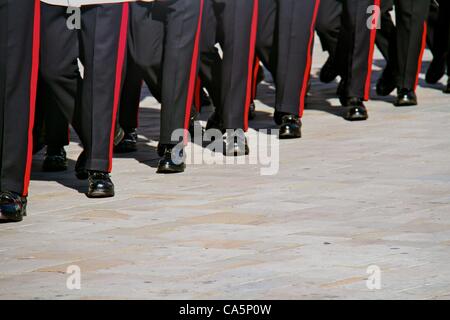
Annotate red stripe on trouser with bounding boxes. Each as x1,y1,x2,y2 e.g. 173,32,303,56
298,0,320,117
364,0,380,101
243,0,259,131
183,0,204,144
252,57,261,101
194,77,202,113
415,22,427,90
23,0,41,197
108,3,129,172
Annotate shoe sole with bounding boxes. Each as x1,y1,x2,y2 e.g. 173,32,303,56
345,114,369,121
279,133,302,140
86,191,115,199
394,103,417,107
156,164,186,174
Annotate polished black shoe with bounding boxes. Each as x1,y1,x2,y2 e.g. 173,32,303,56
320,56,338,83
394,88,417,107
43,146,68,172
114,129,138,154
87,171,115,198
206,112,225,133
248,102,257,120
343,97,369,121
426,56,446,84
376,75,396,97
224,130,249,156
157,145,186,174
0,192,27,223
75,150,88,180
275,112,302,139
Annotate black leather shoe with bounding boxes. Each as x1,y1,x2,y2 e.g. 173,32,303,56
0,192,27,223
206,112,225,133
394,89,417,107
87,171,115,198
320,56,338,83
275,112,302,139
426,56,446,84
114,129,138,154
224,130,249,156
75,150,88,180
343,97,369,121
157,145,186,174
43,146,68,172
248,102,257,120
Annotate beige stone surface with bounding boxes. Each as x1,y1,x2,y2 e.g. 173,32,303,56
1,46,450,300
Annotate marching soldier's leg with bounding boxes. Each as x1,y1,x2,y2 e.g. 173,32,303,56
316,0,342,83
336,0,379,121
157,0,204,172
394,0,431,106
204,0,258,157
444,0,450,93
374,0,395,61
255,0,277,82
42,90,70,172
375,0,399,96
78,3,129,197
40,2,90,183
127,1,164,102
115,54,144,154
0,0,40,222
426,0,450,86
274,0,321,139
199,0,221,115
127,0,199,173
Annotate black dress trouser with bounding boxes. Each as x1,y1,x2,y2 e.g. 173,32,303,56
386,0,432,90
256,0,321,117
34,79,70,150
316,0,393,61
0,0,39,196
39,2,129,173
335,0,379,100
199,0,259,131
427,0,450,75
127,0,203,144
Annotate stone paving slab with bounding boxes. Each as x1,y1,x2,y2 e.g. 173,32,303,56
1,47,450,300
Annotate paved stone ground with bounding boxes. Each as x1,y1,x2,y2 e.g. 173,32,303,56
1,45,450,300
